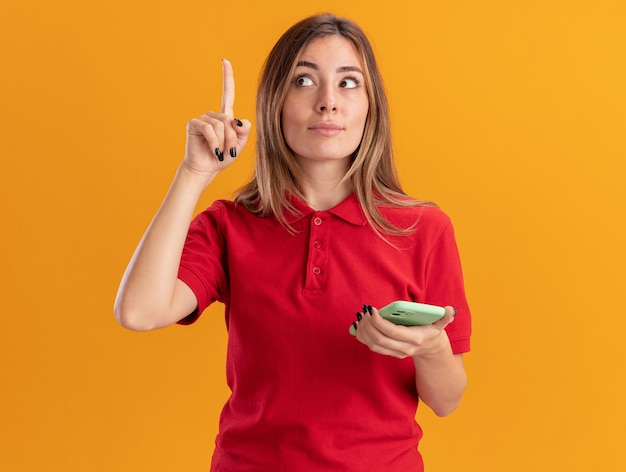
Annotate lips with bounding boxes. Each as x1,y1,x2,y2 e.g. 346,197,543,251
309,122,343,136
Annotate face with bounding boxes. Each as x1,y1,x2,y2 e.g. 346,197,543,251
281,35,369,166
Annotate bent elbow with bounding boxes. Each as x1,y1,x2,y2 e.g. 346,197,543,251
431,398,462,418
114,300,157,332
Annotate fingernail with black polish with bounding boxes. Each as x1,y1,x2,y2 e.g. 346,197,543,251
230,147,237,158
366,305,373,315
352,321,358,331
234,118,243,127
362,304,367,314
356,312,362,321
215,148,224,161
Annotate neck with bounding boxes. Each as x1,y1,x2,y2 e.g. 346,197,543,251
296,159,354,210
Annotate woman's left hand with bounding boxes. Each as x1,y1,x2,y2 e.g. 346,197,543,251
353,305,456,359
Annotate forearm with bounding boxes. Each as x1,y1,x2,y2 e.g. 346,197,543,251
114,165,216,330
413,333,467,417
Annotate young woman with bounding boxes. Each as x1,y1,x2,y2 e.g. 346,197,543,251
115,13,471,471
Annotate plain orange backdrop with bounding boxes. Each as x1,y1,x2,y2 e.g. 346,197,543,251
2,1,625,470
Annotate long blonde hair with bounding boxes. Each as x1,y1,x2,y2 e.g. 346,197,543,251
235,13,429,236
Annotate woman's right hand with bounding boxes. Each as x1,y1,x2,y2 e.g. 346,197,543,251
183,59,252,179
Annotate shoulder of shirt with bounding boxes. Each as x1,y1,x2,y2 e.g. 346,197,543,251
378,200,452,229
199,199,241,214
195,199,264,224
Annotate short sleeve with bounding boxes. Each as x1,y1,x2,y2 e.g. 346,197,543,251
176,202,228,324
422,220,472,354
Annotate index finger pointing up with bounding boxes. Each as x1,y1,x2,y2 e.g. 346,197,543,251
220,58,235,116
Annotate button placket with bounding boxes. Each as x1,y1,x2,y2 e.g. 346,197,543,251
305,212,329,291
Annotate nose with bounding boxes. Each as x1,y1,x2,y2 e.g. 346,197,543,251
317,84,337,112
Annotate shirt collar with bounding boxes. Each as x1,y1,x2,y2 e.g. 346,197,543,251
284,193,367,226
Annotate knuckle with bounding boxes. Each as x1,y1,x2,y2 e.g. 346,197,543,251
369,344,385,355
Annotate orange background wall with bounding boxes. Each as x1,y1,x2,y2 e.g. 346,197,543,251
2,1,625,470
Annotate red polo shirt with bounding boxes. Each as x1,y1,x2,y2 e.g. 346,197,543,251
178,193,471,472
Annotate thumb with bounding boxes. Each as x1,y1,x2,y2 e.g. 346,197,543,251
433,306,456,329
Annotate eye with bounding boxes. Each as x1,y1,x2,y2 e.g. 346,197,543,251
340,77,360,89
295,75,314,87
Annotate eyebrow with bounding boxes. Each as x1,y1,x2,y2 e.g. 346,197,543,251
296,60,364,74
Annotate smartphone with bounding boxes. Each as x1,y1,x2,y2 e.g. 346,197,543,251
349,301,445,335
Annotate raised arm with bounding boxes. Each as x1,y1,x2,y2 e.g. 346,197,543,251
114,59,251,331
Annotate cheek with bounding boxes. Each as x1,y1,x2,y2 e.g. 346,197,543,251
282,101,303,125
281,99,306,144
354,103,369,131
280,112,295,145
350,95,369,123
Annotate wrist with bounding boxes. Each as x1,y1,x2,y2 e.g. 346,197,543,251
413,330,452,361
176,162,219,191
